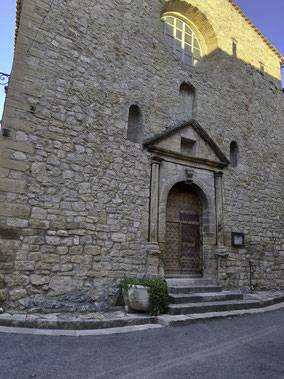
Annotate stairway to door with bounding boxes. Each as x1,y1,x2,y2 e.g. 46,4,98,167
166,277,261,315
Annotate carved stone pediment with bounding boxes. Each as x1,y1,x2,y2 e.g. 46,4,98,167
144,120,229,168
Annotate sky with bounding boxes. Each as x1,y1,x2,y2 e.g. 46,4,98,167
0,0,284,120
234,0,284,57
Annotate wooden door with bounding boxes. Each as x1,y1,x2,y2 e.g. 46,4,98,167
165,183,202,275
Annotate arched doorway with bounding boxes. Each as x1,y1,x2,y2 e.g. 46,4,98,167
165,182,203,275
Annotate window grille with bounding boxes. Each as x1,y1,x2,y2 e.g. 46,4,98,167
162,16,202,66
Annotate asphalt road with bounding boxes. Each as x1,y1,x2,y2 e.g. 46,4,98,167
0,308,284,379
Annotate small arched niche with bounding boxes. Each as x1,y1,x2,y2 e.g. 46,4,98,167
230,141,239,167
179,82,195,119
127,104,143,144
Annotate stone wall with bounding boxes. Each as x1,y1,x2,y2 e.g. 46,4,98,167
0,0,283,309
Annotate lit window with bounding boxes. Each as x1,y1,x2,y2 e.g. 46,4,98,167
161,15,202,66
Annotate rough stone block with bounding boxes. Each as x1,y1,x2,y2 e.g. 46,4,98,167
84,245,101,256
0,289,7,301
0,227,20,240
111,233,126,242
7,218,28,228
0,203,30,219
9,289,27,301
31,207,48,219
49,276,83,295
30,275,50,286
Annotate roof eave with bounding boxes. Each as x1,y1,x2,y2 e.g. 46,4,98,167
15,0,23,47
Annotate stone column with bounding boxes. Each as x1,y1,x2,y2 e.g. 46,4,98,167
149,157,162,242
146,157,162,278
214,171,224,247
214,170,228,283
214,171,228,285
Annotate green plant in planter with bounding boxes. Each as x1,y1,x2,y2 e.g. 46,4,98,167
119,278,168,316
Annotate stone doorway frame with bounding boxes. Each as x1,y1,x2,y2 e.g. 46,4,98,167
144,120,230,281
159,170,216,279
147,159,228,282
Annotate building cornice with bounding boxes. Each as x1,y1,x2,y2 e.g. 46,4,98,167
15,0,23,47
228,0,284,64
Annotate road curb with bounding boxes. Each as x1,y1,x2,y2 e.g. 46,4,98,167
0,314,157,331
0,323,163,337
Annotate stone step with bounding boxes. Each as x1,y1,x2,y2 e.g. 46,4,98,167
166,278,213,287
168,292,243,304
165,273,202,278
167,299,261,315
168,285,222,294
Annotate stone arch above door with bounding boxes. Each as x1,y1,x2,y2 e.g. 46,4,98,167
159,172,215,237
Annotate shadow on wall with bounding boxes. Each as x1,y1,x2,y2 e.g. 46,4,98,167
161,0,283,82
179,82,195,122
141,46,284,143
127,104,143,144
198,48,283,96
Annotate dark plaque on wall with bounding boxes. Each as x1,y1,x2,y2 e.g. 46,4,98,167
232,232,245,247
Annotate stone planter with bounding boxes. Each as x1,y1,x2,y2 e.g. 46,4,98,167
127,285,150,312
122,290,131,312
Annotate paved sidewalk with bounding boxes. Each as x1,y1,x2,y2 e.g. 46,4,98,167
243,289,284,303
0,290,283,335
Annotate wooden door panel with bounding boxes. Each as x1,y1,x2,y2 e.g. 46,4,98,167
180,222,201,273
165,183,202,275
165,222,180,273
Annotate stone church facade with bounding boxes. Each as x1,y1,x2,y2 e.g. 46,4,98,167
0,0,283,309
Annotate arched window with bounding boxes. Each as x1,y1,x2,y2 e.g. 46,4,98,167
161,15,202,66
127,105,143,144
230,141,238,167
